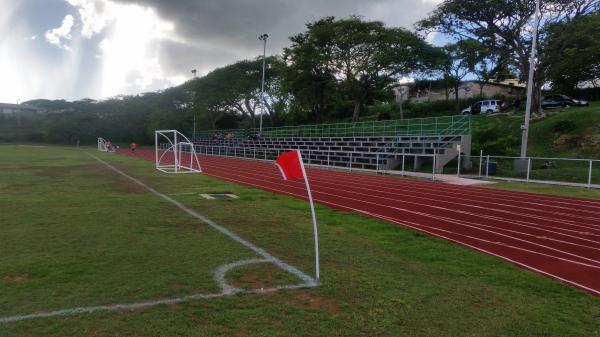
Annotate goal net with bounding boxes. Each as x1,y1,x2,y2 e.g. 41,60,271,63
155,130,202,173
97,137,115,152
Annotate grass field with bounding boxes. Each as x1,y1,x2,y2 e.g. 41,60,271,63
1,145,599,337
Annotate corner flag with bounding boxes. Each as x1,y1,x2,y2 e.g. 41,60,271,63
275,150,320,283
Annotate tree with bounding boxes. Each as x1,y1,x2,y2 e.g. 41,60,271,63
282,18,340,123
286,16,438,122
545,13,600,91
417,0,599,112
441,40,486,111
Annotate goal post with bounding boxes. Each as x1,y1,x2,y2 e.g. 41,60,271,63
155,130,202,173
97,137,114,152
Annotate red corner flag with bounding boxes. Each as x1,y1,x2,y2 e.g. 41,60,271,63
274,150,320,284
275,150,304,180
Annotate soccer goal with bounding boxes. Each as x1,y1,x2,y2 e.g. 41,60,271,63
155,130,202,173
97,137,115,152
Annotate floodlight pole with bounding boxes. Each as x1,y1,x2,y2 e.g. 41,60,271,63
520,0,541,158
259,33,268,132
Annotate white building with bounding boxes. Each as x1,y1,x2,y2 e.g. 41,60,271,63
0,103,40,114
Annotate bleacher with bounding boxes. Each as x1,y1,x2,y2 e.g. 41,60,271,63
189,115,471,172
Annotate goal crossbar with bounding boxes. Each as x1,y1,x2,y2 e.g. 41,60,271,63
155,130,202,174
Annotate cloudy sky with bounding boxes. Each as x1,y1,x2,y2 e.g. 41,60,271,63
1,0,443,103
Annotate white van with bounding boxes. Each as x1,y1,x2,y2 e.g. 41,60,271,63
461,100,504,115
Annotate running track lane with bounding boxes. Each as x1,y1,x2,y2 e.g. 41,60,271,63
119,149,600,296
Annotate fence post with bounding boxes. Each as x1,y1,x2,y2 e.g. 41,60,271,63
264,149,267,160
589,160,593,188
526,157,531,183
376,153,380,173
401,154,405,176
478,150,483,178
432,149,436,181
327,151,330,168
457,153,461,177
349,152,353,172
485,155,490,178
308,150,311,168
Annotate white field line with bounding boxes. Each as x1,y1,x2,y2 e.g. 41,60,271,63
0,155,316,324
0,258,309,324
198,167,600,268
90,154,316,286
199,170,600,296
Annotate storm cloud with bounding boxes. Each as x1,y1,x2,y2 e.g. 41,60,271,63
0,0,442,102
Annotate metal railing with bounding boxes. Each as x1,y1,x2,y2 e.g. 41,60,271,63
193,115,471,139
446,152,600,189
162,142,600,189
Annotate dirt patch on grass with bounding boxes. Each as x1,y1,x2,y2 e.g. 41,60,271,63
90,165,146,194
285,290,340,314
35,164,97,178
229,263,289,290
2,274,30,283
112,178,147,194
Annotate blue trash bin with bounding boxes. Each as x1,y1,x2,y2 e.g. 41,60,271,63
486,161,497,175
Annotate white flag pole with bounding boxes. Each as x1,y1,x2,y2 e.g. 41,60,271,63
296,150,320,283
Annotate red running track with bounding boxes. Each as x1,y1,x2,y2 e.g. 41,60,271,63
120,149,600,296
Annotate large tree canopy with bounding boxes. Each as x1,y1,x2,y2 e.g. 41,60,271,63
417,0,599,112
285,16,439,122
545,12,600,91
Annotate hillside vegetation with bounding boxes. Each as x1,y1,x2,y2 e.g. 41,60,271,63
472,102,600,159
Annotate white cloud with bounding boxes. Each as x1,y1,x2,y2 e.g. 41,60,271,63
66,0,115,38
92,2,176,97
24,35,37,41
45,14,75,50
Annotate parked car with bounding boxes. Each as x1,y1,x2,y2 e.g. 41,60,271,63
543,94,589,107
541,98,563,109
461,100,504,115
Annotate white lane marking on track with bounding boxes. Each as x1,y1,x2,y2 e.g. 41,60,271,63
199,158,600,256
198,153,600,210
201,156,600,229
201,157,600,241
198,166,600,268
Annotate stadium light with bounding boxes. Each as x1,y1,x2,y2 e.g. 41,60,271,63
520,0,541,159
259,33,269,132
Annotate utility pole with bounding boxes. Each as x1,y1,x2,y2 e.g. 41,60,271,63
259,33,268,132
520,0,541,159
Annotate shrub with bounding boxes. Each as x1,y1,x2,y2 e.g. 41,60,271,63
551,119,577,133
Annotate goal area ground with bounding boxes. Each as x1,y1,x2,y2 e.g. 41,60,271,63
0,145,598,337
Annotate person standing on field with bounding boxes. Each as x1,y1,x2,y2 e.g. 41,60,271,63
130,142,137,153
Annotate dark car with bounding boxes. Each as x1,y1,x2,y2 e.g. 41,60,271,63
543,94,589,107
541,98,563,109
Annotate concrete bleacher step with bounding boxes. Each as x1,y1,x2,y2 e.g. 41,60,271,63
190,133,470,173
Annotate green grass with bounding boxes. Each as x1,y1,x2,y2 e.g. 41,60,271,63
483,181,600,200
1,145,599,337
471,101,600,158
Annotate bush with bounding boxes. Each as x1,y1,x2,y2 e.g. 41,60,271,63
551,119,577,133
